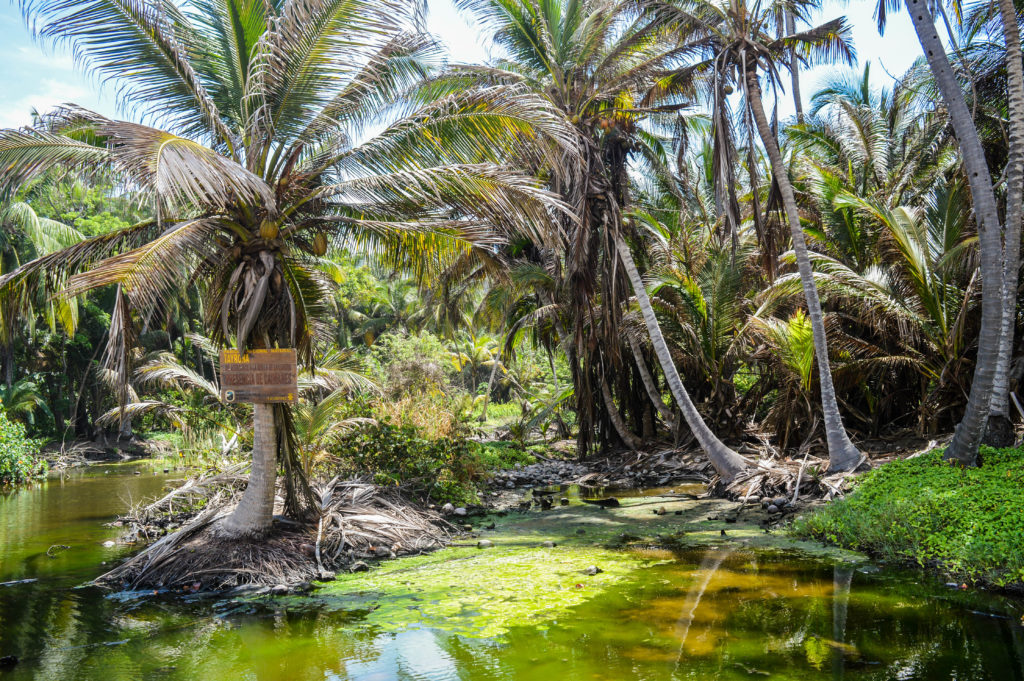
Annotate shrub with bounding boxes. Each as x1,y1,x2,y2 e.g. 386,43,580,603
0,406,46,485
792,447,1024,588
326,422,486,505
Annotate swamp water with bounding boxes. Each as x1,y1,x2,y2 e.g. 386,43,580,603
1,466,1023,680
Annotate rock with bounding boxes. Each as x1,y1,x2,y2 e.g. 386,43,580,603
453,507,468,516
767,504,779,514
560,497,570,506
462,524,473,531
575,528,586,535
102,540,116,548
477,540,493,549
317,570,336,582
541,541,556,548
581,497,620,508
350,561,370,572
133,471,141,476
442,503,455,514
270,584,289,595
227,584,268,597
506,481,515,488
773,497,788,508
162,468,169,473
583,565,603,576
293,582,314,593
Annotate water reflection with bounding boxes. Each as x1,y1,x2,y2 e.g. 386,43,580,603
1,470,1023,681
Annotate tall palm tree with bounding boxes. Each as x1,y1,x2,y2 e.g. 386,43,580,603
458,0,746,467
0,0,572,535
653,0,863,471
985,0,1023,446
885,0,1008,464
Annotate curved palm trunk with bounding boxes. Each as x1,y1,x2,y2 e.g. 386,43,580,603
906,0,1006,464
479,346,503,422
220,402,277,536
984,0,1024,447
627,332,677,430
601,378,644,450
785,10,804,124
615,237,747,480
743,68,862,473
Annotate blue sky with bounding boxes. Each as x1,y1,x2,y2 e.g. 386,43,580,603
0,0,919,129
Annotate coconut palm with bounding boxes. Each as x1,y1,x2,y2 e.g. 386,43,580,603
650,0,864,471
880,0,1008,464
0,0,573,536
457,0,751,475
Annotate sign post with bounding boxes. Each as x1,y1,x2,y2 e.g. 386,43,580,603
220,348,298,404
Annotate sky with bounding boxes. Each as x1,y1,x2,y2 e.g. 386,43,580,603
0,0,920,129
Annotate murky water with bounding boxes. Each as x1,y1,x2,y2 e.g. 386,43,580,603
1,466,1023,680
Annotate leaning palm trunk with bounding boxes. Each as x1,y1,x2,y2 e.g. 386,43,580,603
220,402,277,536
627,332,677,430
601,379,644,450
984,0,1024,447
785,10,804,123
743,68,861,473
906,0,1006,464
615,237,747,480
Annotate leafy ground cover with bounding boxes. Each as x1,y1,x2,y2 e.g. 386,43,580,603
792,447,1024,589
0,406,46,485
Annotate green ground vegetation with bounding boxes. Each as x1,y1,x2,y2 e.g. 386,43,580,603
793,447,1024,588
0,405,46,485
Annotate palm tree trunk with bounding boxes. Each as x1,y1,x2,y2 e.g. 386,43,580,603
220,402,277,536
906,0,1006,464
615,237,747,480
743,67,862,473
785,10,804,123
627,332,677,430
479,347,502,422
984,0,1024,447
601,378,644,450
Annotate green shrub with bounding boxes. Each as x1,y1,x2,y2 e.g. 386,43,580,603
327,422,486,505
792,447,1024,587
476,441,536,469
0,407,46,485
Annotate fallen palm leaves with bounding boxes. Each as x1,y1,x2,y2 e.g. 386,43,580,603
97,471,452,592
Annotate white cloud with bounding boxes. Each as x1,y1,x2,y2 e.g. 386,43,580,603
0,79,90,128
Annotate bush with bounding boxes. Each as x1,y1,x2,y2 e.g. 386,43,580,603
792,447,1024,588
0,407,46,485
327,422,486,505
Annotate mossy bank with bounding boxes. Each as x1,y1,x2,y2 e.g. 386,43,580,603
793,446,1024,591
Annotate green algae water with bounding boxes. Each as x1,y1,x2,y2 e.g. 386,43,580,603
2,467,1023,680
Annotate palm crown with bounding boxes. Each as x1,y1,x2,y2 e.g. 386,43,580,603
0,0,574,369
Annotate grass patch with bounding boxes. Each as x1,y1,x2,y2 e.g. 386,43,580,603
475,441,536,469
792,447,1024,588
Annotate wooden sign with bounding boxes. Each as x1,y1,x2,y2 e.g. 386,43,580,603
220,348,298,404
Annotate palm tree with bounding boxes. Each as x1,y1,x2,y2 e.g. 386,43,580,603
654,0,863,471
615,236,747,478
458,0,742,463
886,0,1007,464
0,0,572,535
985,0,1023,447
